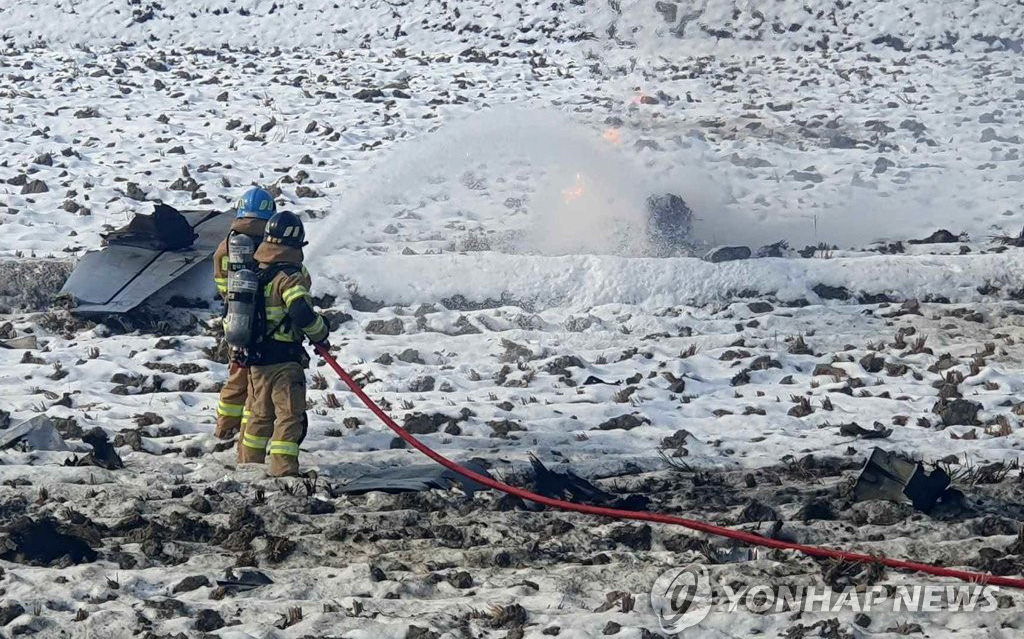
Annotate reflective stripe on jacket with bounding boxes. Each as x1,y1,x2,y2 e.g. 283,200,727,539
262,267,328,345
213,241,230,298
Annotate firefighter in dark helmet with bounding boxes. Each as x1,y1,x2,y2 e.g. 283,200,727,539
236,211,329,477
213,187,276,439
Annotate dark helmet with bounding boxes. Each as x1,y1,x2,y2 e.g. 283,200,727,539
235,187,277,220
264,211,307,248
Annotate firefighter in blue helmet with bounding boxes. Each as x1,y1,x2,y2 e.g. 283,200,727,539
212,187,277,439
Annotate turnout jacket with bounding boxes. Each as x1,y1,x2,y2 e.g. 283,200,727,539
254,243,328,365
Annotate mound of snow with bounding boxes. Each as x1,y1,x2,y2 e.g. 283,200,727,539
320,250,1024,310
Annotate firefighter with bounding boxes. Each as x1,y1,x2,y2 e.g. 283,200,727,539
237,211,329,477
213,187,276,439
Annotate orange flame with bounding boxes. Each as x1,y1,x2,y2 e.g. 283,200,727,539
563,173,585,203
602,127,622,145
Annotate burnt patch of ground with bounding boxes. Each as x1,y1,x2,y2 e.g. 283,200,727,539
0,516,97,566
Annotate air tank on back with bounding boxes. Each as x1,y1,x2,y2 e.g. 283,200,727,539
224,233,258,349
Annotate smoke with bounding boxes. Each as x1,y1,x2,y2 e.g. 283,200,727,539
689,170,1000,250
308,106,697,258
515,158,651,257
308,105,994,263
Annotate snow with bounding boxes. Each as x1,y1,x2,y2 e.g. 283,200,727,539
324,250,1024,310
0,0,1023,637
4,1,1021,53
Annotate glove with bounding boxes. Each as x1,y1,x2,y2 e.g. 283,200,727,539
312,338,331,352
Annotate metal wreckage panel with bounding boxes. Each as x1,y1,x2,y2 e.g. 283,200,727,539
60,209,232,314
337,461,494,496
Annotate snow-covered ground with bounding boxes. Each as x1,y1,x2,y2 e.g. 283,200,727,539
1,1,1024,637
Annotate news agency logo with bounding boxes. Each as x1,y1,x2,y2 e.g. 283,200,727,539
649,564,713,633
651,565,1001,633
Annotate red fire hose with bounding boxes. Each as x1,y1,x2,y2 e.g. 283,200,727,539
314,344,1024,589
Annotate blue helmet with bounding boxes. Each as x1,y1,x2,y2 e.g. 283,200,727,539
235,187,277,219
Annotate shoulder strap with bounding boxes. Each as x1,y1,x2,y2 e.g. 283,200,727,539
258,263,300,286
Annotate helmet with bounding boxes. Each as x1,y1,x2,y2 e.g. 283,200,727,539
264,211,307,248
235,187,277,219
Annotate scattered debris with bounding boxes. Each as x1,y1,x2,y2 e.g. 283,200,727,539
529,455,648,510
0,335,38,350
216,569,273,593
0,416,71,452
704,245,752,263
60,205,231,314
65,428,124,470
338,461,492,497
101,203,196,251
853,448,950,513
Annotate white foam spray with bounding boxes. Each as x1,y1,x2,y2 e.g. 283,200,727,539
309,105,994,263
308,106,724,259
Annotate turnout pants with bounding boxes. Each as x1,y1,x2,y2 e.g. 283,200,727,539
216,362,250,439
237,361,307,477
